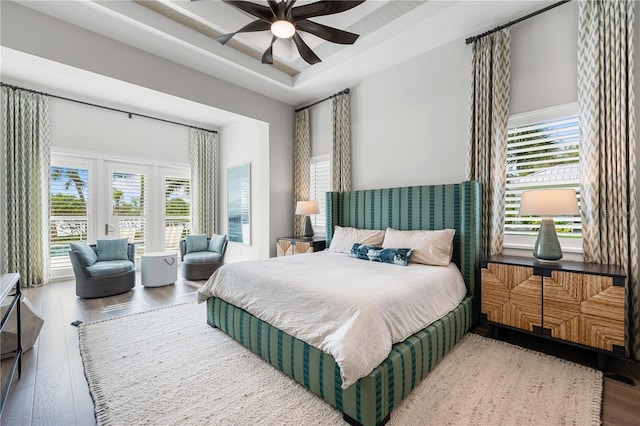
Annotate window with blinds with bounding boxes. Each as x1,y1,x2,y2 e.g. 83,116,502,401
505,105,581,249
165,176,191,253
112,171,146,258
310,155,331,234
50,166,90,271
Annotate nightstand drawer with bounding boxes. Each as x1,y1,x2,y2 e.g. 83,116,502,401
276,237,326,257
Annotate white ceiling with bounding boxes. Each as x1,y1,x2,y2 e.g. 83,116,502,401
12,0,554,107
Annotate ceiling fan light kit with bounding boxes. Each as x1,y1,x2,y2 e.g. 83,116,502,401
217,0,365,65
271,20,296,38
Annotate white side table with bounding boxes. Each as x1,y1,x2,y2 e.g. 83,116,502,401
141,252,177,287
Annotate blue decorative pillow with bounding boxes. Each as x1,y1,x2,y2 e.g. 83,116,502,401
349,243,413,266
70,242,98,266
186,234,208,254
208,233,227,254
96,238,129,261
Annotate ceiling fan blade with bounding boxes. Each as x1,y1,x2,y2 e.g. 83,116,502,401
266,0,280,17
223,0,274,21
284,0,297,17
262,36,277,64
292,32,321,65
296,20,359,44
292,1,365,21
216,19,272,45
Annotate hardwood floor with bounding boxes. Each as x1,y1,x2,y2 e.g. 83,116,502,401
1,274,639,425
1,271,198,425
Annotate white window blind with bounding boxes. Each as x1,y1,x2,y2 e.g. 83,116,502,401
50,166,90,271
310,155,330,234
505,107,581,245
164,176,191,253
112,171,146,257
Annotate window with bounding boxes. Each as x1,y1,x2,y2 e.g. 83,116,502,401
50,164,90,272
164,175,191,253
309,155,331,234
504,103,582,252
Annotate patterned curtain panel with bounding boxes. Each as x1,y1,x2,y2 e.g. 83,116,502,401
189,129,218,236
331,92,351,192
1,86,51,287
465,29,511,258
578,0,639,360
294,109,311,236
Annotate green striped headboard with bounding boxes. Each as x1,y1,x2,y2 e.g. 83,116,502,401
325,181,482,321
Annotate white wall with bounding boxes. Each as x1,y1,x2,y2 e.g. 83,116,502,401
0,1,294,258
49,98,191,164
349,1,579,192
219,120,270,262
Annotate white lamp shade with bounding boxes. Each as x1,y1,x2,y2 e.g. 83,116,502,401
519,189,579,216
295,200,319,215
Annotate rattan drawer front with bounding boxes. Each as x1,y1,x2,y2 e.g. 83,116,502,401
543,271,624,351
481,263,542,332
293,241,312,254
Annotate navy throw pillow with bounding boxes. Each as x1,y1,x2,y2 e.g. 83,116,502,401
349,243,413,266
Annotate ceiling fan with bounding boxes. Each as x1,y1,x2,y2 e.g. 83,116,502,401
216,0,365,65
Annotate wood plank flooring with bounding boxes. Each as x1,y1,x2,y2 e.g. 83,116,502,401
1,274,639,425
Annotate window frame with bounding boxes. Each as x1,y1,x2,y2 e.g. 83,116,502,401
309,154,331,235
503,102,582,254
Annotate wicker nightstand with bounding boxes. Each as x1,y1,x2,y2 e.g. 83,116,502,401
480,254,626,368
276,236,326,257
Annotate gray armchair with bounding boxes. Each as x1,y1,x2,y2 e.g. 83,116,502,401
180,235,228,280
69,243,136,298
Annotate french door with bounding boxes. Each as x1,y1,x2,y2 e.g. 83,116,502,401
104,162,150,260
50,154,191,278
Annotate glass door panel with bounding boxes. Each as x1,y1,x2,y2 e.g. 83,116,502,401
108,163,149,260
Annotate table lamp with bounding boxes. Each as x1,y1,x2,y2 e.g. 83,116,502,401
295,200,319,239
519,188,579,262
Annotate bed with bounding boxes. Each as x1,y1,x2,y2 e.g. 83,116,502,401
199,181,481,426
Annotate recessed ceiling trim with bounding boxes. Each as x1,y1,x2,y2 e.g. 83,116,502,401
134,0,299,76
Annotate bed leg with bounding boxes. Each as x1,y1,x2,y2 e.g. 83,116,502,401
207,320,217,328
342,413,390,426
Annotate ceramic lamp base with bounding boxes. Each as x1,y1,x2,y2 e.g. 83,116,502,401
533,217,562,261
302,215,314,238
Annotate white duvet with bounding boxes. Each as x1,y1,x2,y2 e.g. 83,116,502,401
197,251,466,388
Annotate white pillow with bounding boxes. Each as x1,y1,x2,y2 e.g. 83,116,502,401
382,228,455,266
327,226,385,254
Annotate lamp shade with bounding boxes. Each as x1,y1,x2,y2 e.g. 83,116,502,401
519,189,579,216
295,200,319,215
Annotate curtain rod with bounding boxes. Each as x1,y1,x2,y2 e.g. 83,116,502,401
465,0,571,45
295,88,350,113
0,82,218,134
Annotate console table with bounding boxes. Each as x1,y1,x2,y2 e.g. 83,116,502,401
0,273,22,414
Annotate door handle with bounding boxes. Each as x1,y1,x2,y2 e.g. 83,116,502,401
105,224,116,236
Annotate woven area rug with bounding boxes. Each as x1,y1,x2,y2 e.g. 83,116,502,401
79,303,602,425
182,279,206,290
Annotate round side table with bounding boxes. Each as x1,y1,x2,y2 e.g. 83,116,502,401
141,252,178,287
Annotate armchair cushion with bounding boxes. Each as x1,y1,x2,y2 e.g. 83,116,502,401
87,260,135,277
186,234,208,254
183,252,222,264
208,234,227,253
70,242,98,266
96,238,129,261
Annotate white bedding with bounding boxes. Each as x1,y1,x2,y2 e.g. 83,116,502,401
197,251,466,388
